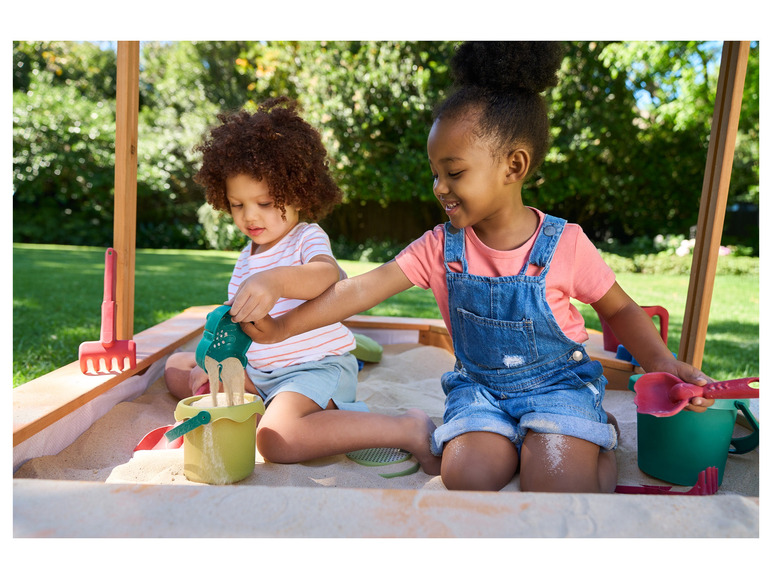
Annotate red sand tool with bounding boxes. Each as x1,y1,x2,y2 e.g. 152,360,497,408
133,423,185,451
615,466,719,495
78,248,137,374
634,373,759,417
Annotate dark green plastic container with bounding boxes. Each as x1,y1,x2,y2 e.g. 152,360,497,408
630,375,759,486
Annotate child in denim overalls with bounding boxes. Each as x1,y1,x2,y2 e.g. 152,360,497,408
240,43,714,492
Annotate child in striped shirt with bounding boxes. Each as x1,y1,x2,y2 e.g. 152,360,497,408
164,97,440,474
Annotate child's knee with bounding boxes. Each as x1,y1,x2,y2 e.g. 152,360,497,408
255,425,296,464
441,432,518,491
164,352,197,398
165,351,195,377
520,432,610,492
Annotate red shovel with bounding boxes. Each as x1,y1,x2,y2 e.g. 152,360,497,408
634,373,759,417
78,248,137,374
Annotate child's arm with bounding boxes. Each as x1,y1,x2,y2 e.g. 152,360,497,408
241,260,414,343
227,255,344,323
591,282,714,412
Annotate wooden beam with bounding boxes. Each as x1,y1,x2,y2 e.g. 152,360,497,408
679,41,749,369
113,41,140,340
13,306,216,447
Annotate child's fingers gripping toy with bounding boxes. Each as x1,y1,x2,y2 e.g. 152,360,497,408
195,305,252,407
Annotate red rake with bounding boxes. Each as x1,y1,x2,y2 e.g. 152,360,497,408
615,466,719,496
78,248,137,374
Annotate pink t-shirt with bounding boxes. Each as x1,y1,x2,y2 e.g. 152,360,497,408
395,209,616,343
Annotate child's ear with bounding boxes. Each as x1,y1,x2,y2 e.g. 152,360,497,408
505,149,530,183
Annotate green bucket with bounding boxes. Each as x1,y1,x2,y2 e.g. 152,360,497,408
174,393,265,485
630,376,759,486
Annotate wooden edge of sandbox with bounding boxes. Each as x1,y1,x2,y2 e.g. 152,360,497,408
13,309,634,448
12,305,218,447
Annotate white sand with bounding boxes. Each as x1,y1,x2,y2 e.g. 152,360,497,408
14,343,759,495
192,392,235,408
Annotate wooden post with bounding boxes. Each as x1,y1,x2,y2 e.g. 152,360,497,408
678,41,749,368
113,41,140,340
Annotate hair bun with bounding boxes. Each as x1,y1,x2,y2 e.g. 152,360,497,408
450,41,564,94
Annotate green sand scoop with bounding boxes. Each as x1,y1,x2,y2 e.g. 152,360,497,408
195,305,252,370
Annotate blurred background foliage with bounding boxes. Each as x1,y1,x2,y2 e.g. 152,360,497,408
12,40,759,255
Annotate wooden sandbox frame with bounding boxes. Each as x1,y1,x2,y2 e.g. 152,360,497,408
13,309,759,538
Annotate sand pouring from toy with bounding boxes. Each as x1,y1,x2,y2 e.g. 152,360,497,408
195,305,252,406
634,373,759,417
78,248,137,374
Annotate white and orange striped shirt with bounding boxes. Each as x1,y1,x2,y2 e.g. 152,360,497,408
228,222,356,371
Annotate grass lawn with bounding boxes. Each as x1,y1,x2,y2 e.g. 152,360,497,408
13,243,758,386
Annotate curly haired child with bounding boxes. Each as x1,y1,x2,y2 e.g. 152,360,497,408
164,97,440,473
238,45,715,492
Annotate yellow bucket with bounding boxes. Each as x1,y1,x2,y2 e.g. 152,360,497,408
174,393,265,484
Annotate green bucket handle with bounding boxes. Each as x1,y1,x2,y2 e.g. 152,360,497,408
165,410,211,442
729,400,759,455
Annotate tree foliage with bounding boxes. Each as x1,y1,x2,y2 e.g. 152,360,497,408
13,42,118,245
13,40,759,251
537,41,729,241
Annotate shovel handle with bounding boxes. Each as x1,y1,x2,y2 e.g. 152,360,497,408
701,377,759,399
670,377,759,402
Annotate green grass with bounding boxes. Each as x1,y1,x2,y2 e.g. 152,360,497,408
13,243,758,386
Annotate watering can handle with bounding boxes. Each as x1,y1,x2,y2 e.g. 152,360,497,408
641,305,669,345
164,410,211,442
729,400,760,455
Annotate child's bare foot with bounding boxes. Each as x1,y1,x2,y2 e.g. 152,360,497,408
403,409,442,475
601,411,619,493
606,411,620,442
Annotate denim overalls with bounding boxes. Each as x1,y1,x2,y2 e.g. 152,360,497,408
430,216,618,456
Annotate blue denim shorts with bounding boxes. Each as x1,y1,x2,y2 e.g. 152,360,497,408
431,368,618,456
245,353,368,412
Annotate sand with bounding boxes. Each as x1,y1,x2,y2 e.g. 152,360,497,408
14,343,759,495
192,392,235,408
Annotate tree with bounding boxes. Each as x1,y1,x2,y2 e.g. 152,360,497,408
133,41,222,248
13,42,118,245
13,40,759,250
538,41,755,243
194,41,457,246
231,41,455,204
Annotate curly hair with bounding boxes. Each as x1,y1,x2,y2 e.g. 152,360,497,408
433,41,565,178
194,96,342,221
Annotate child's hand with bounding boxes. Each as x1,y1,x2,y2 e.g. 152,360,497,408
240,316,286,344
646,357,715,413
227,273,281,323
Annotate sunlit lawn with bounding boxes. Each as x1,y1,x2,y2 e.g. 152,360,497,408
13,244,758,386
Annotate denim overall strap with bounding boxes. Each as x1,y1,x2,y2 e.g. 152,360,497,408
518,214,567,276
443,222,468,274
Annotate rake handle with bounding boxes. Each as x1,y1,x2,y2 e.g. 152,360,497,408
100,248,117,346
